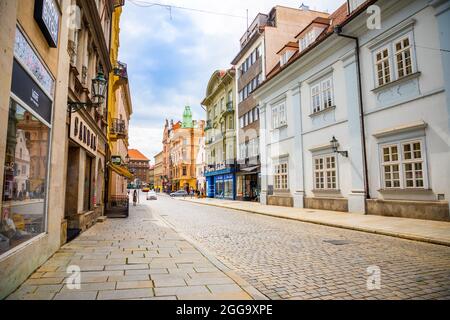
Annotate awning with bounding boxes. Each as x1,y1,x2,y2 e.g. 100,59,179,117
109,163,134,179
239,166,260,173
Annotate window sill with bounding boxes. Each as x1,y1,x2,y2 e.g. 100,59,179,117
378,188,432,194
372,72,421,93
272,124,288,131
309,105,336,118
272,190,291,195
312,189,343,197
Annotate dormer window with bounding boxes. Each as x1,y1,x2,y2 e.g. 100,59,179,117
277,42,299,67
299,31,315,51
296,18,330,53
348,0,366,13
280,51,294,66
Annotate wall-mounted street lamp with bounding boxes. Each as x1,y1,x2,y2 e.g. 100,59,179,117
330,136,348,158
68,69,107,113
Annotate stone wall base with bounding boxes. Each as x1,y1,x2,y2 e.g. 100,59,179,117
67,206,103,233
305,197,348,212
367,199,450,222
60,219,68,246
268,195,294,208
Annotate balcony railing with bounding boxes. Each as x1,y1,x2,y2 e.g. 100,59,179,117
204,120,213,131
221,102,234,118
114,61,128,79
110,118,127,138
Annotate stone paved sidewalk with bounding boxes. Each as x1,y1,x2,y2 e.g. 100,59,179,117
6,204,258,300
180,198,450,247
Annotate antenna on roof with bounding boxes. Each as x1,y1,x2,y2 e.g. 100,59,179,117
246,9,249,41
299,3,310,11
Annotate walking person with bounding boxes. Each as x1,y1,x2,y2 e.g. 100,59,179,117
133,190,138,207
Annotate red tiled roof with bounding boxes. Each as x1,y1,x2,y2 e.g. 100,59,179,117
263,0,377,84
294,17,331,39
276,41,299,55
128,149,150,161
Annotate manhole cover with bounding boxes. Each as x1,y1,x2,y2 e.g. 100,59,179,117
324,240,354,246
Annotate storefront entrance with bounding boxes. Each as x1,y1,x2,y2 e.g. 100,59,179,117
206,174,236,200
236,173,260,202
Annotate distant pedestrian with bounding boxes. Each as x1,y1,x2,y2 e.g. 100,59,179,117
133,190,138,206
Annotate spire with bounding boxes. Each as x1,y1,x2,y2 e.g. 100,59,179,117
182,106,193,128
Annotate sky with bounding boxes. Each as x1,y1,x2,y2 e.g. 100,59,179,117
119,0,345,163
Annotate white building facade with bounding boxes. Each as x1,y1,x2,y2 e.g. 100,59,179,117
256,0,450,221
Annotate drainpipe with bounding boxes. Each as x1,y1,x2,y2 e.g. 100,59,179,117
334,26,371,206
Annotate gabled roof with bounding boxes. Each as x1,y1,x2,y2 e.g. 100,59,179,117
294,17,331,39
263,0,376,84
129,149,150,161
277,42,299,55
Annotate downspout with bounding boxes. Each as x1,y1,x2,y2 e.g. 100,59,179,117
334,27,371,208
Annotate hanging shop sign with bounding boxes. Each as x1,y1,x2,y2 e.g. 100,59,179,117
70,115,98,155
34,0,60,48
11,59,53,124
111,156,123,166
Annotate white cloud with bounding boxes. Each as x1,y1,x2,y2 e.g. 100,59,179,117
121,0,346,159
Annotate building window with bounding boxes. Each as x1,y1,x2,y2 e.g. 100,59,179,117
381,140,425,189
239,46,261,76
395,36,413,79
1,99,51,255
254,107,259,121
373,33,416,88
300,30,315,51
281,51,294,65
314,155,337,190
375,47,391,87
311,76,334,113
272,101,287,129
182,166,187,176
274,162,288,190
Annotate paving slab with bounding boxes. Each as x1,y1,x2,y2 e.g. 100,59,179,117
7,200,260,300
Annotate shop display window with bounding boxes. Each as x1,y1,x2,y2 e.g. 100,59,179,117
1,99,50,255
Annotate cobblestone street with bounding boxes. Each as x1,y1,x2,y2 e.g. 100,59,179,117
7,200,256,300
151,196,450,300
8,195,450,300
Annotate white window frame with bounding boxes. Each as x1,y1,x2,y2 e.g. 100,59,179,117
372,31,417,88
379,138,428,190
271,101,287,129
374,46,392,87
393,33,415,80
311,75,334,114
274,160,289,191
313,154,338,190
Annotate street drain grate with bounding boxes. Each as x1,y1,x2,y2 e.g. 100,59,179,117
324,240,354,246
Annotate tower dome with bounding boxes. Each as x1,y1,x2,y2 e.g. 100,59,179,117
182,106,193,128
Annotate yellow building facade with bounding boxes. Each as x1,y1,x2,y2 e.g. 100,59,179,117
106,5,133,209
